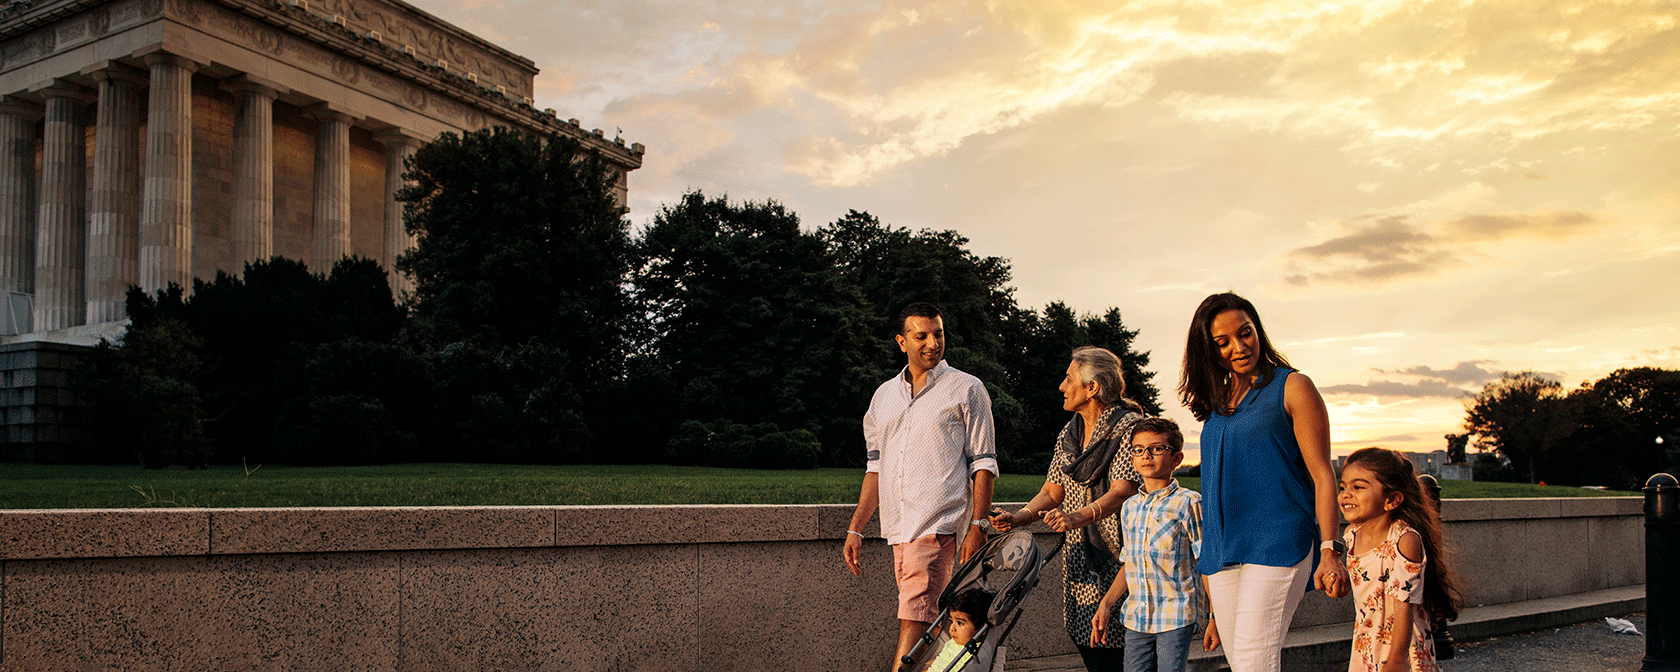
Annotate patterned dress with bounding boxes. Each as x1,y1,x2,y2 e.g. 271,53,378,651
1046,408,1143,649
1344,520,1438,672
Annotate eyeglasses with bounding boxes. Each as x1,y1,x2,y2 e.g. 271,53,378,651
1129,445,1175,456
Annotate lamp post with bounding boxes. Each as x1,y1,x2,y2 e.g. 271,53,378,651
1644,472,1679,672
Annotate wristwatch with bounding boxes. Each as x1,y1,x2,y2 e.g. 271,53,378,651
972,518,992,531
1320,539,1346,556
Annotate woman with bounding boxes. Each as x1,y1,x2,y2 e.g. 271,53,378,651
991,346,1142,670
1179,292,1347,672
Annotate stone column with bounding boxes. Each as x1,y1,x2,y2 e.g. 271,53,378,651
140,53,197,293
85,64,145,324
307,105,354,273
31,80,92,332
0,97,41,298
374,129,423,296
223,76,282,271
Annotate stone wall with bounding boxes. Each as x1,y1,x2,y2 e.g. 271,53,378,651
0,497,1646,671
0,340,89,462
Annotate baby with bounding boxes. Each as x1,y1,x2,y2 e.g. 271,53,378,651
925,588,994,672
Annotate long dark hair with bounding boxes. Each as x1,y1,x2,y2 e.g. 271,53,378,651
1343,447,1463,622
1177,292,1292,421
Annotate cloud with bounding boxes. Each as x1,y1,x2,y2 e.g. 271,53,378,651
1284,206,1602,287
1387,361,1505,386
1321,360,1510,398
1320,379,1472,399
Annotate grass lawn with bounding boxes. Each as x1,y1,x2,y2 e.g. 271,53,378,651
0,463,1639,509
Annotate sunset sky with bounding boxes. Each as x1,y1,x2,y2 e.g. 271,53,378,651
423,0,1679,460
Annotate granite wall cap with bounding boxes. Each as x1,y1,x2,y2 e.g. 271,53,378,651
0,508,209,559
552,504,823,547
210,506,555,555
1441,497,1562,521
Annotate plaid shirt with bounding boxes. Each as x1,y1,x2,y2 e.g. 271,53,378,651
1119,479,1203,633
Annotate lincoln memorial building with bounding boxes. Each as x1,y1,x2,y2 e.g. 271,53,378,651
0,0,643,460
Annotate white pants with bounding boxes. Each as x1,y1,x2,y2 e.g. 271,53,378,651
1204,555,1312,672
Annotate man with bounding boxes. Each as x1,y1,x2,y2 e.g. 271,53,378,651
843,302,998,671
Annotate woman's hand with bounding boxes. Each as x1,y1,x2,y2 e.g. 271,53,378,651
989,508,1031,533
1043,506,1093,532
1315,550,1349,598
1202,617,1221,652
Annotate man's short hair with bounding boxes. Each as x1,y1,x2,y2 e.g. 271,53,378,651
898,302,943,333
1132,417,1184,451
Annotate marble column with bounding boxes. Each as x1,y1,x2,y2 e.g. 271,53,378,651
374,129,423,296
0,97,41,298
224,76,281,270
32,81,92,332
307,106,354,273
85,65,145,324
140,53,197,293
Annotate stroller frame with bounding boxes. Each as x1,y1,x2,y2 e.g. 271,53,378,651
897,530,1065,672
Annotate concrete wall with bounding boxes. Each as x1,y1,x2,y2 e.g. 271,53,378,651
0,497,1645,671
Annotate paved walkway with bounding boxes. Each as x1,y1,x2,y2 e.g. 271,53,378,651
1006,585,1647,672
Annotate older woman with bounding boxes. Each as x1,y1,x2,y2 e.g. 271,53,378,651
1179,292,1347,672
991,346,1143,671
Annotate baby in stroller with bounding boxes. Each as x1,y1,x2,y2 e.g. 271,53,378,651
899,530,1060,672
924,589,994,672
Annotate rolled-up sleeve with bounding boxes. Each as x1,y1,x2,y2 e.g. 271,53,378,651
863,390,883,474
965,380,998,476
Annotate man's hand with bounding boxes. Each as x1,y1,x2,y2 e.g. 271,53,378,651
843,533,863,575
959,524,986,563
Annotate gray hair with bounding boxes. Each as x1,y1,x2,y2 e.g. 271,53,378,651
1070,346,1129,407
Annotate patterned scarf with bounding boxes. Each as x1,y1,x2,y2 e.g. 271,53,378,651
1057,405,1141,560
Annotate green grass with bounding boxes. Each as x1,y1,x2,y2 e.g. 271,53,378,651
0,463,1637,509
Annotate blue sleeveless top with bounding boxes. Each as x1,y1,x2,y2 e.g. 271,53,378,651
1197,367,1318,577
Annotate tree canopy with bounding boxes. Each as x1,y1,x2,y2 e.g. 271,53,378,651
71,136,1164,471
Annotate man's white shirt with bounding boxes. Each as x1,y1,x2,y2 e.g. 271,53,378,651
864,360,998,545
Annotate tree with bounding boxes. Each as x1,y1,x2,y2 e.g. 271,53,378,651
1593,367,1680,476
78,314,208,468
397,127,632,460
1464,371,1577,484
632,192,877,467
817,210,1015,383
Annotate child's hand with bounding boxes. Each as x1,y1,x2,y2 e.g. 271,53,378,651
1089,605,1112,647
1202,617,1220,652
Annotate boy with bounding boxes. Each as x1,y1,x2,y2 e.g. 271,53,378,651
925,588,993,672
1090,417,1217,672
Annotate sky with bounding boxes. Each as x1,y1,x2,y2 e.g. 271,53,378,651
418,0,1679,460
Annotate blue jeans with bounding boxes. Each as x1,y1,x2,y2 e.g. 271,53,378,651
1122,623,1198,672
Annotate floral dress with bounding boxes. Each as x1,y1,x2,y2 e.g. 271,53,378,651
1343,520,1438,672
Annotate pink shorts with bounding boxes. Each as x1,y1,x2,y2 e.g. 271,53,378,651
892,534,958,623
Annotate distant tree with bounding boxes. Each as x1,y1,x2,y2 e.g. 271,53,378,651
79,295,208,468
1593,367,1680,476
633,192,877,467
817,210,1014,382
186,257,407,463
397,127,631,460
1464,371,1578,484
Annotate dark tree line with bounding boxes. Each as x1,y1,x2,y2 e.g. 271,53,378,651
78,128,1159,471
1464,367,1679,488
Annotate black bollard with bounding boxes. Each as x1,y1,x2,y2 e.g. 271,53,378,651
1645,473,1680,672
1417,474,1455,660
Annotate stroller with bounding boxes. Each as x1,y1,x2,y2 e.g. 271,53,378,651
898,530,1063,672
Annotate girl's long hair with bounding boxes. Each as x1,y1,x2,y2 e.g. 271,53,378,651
1344,447,1463,621
1177,292,1292,421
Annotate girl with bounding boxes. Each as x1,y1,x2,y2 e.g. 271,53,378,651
1338,448,1462,672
